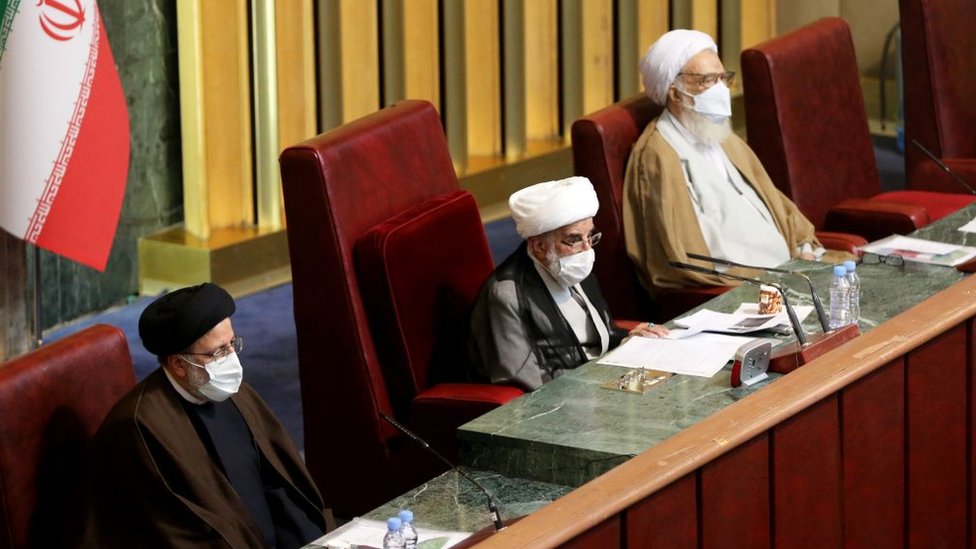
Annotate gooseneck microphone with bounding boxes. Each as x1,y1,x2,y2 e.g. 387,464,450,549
379,413,505,532
684,252,830,333
669,260,807,345
911,139,976,196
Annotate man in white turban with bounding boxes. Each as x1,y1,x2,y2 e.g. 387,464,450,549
468,176,667,391
623,29,822,293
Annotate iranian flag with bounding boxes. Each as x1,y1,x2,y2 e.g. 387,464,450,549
0,0,129,271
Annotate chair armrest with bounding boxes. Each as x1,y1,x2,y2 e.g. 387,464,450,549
613,319,642,332
822,198,930,242
409,384,524,458
814,231,867,255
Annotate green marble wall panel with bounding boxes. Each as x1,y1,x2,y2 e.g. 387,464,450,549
34,0,182,329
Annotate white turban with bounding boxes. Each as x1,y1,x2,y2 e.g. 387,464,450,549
640,29,718,106
509,176,599,239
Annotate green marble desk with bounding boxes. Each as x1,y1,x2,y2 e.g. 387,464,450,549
457,205,976,487
305,469,572,547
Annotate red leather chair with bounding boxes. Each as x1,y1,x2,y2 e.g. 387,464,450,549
742,17,975,243
0,324,135,549
279,100,521,518
900,0,976,194
572,96,861,322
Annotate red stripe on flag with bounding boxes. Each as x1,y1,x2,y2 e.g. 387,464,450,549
34,12,129,271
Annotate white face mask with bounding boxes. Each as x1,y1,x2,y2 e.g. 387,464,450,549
547,249,595,288
181,352,244,402
680,81,732,122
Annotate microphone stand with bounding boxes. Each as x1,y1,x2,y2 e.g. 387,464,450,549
670,261,859,373
685,252,831,333
379,413,506,532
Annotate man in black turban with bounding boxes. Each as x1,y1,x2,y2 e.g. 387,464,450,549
88,283,330,548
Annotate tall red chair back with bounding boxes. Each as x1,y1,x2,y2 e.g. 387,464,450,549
280,100,520,517
571,96,662,320
0,325,134,549
742,17,881,229
900,0,976,192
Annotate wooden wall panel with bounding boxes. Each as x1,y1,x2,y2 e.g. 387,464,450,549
771,396,842,547
906,326,967,547
971,320,976,548
700,435,770,549
625,474,697,548
560,516,620,548
841,359,905,547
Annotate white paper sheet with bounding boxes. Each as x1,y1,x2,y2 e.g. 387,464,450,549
307,517,471,548
860,234,976,266
597,332,757,377
957,218,976,233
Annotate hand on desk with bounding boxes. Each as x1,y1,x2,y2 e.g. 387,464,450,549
628,322,669,338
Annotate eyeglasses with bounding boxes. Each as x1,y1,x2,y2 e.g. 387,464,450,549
860,253,905,267
677,71,736,88
560,231,602,252
181,335,244,366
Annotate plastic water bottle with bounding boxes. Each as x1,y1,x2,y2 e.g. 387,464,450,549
398,510,418,549
829,265,851,329
843,260,860,325
383,517,404,549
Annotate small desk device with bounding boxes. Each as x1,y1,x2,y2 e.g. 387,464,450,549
731,340,771,387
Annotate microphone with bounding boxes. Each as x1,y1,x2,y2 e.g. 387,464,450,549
379,413,505,532
684,252,830,333
669,260,807,345
911,138,976,196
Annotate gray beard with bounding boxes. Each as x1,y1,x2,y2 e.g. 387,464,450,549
676,107,733,146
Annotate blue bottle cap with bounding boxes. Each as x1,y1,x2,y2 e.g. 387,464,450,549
834,265,847,277
843,260,856,272
387,517,402,531
398,509,414,523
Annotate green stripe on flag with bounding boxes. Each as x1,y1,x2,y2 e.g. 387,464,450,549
0,0,21,62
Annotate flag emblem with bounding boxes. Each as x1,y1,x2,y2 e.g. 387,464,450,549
1,0,130,271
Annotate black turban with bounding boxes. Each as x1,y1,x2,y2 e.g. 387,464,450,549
138,283,236,356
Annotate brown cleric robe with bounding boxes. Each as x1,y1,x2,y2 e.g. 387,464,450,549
622,116,820,294
86,369,326,548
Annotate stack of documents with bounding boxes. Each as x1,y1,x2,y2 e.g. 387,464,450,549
861,234,976,266
598,304,809,378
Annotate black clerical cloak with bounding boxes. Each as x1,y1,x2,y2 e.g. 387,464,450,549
468,243,626,390
87,369,327,548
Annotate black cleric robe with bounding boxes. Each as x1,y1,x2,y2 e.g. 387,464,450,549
87,368,327,548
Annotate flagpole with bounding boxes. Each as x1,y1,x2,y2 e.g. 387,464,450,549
32,245,42,349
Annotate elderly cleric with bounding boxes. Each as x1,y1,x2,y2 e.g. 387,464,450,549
623,29,822,293
468,177,667,391
88,283,328,548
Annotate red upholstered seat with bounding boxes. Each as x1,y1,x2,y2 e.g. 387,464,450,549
0,324,135,549
742,17,975,243
571,96,862,322
900,0,976,194
357,190,522,454
279,100,520,518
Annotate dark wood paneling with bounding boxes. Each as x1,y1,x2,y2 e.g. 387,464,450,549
841,360,905,547
560,516,620,548
970,319,976,548
772,395,842,547
625,474,697,548
700,434,771,549
907,326,968,547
